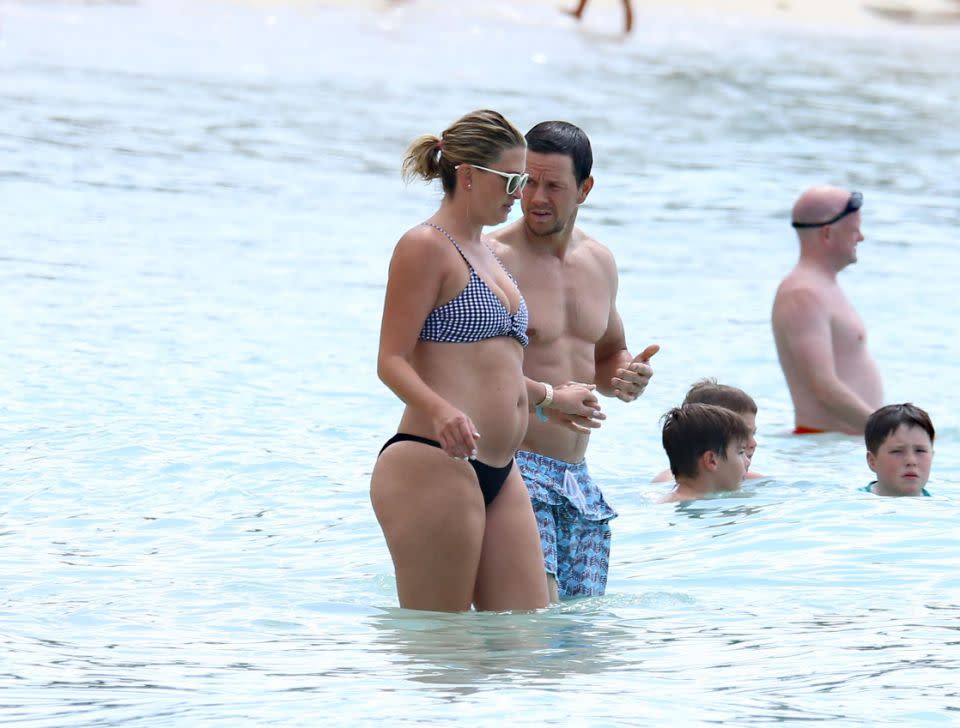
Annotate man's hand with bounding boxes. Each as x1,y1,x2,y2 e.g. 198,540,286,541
612,344,659,402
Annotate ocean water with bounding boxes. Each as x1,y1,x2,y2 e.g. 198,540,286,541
2,0,960,724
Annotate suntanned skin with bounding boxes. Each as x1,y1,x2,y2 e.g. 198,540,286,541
771,186,882,435
490,151,657,465
490,149,656,602
371,146,552,613
657,440,749,504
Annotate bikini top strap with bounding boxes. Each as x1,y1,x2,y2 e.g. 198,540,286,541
486,242,519,284
423,223,519,288
422,222,469,263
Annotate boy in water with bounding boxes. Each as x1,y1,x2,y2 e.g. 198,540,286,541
657,403,752,503
863,403,935,497
652,379,763,482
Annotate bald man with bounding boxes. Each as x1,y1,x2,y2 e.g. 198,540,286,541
771,186,883,435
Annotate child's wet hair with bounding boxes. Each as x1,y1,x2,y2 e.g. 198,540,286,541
661,403,750,479
865,403,935,454
682,378,757,415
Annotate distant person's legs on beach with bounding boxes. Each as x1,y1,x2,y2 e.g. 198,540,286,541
566,0,589,21
564,0,633,33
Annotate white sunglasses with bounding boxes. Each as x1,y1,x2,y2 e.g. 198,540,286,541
456,163,530,195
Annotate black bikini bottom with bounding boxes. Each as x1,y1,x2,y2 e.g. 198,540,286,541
379,433,512,507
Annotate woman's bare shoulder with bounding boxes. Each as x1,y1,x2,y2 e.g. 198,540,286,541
390,224,457,271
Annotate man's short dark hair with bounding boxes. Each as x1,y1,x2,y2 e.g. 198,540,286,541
661,403,750,479
525,121,593,186
865,403,935,454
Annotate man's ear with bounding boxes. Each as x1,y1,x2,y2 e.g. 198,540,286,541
577,175,594,205
866,450,877,474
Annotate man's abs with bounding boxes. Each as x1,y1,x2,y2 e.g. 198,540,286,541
521,418,591,463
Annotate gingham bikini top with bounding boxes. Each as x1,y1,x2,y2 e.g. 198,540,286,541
419,223,529,348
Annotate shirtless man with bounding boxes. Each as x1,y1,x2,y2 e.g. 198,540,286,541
490,121,657,601
771,186,883,435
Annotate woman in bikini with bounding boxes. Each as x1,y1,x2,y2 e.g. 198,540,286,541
371,110,551,612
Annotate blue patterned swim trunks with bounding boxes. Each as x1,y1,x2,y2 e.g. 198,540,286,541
516,450,618,599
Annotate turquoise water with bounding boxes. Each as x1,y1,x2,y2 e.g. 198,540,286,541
2,0,960,724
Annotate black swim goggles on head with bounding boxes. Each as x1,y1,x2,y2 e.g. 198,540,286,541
791,191,863,228
456,163,530,195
